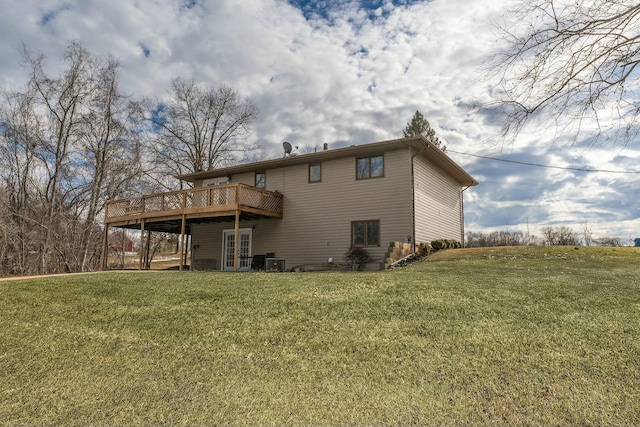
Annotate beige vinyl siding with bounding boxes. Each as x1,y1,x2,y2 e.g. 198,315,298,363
235,172,258,187
190,223,223,269
262,149,413,267
413,152,464,244
190,149,414,269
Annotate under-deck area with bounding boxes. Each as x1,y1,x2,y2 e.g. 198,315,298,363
102,184,283,271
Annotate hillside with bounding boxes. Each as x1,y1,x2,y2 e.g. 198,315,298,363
1,246,639,426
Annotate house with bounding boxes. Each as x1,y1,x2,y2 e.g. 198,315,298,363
102,136,478,271
108,230,134,253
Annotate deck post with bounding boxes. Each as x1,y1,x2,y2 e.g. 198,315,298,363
145,230,152,269
121,231,126,268
233,185,241,272
101,225,110,270
233,209,240,272
139,220,145,270
184,234,190,269
179,214,186,271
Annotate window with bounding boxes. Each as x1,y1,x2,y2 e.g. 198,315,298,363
351,220,380,246
203,177,230,186
356,155,384,179
255,172,266,189
309,163,321,183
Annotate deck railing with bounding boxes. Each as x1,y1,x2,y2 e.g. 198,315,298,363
105,184,283,222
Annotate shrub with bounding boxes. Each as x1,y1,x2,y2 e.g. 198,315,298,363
431,239,462,251
417,242,433,256
597,236,623,247
344,246,371,270
431,240,444,251
541,226,579,246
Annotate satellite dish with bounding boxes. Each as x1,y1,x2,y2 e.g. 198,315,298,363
282,141,298,157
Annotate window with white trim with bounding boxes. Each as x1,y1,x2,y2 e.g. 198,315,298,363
309,163,321,183
255,172,266,188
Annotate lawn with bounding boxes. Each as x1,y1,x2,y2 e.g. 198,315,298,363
1,246,639,426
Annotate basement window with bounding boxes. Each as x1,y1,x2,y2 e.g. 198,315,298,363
351,220,380,246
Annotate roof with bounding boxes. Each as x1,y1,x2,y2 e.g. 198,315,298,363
177,136,479,187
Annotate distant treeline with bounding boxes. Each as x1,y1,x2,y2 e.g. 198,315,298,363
466,226,630,248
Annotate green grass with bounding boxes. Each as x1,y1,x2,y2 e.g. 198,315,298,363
1,246,639,426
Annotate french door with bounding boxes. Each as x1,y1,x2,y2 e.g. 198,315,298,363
222,229,252,271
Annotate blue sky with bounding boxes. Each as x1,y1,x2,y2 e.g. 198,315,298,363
288,0,424,20
0,0,638,242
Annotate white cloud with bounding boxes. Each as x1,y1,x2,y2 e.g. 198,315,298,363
0,0,638,240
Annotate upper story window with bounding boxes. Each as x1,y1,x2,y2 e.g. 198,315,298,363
309,163,321,183
255,172,266,189
356,155,384,179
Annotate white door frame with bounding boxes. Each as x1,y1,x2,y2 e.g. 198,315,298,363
222,228,252,271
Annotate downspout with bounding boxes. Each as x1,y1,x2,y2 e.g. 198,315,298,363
410,151,417,254
461,185,471,247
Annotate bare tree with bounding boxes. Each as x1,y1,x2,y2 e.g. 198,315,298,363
143,78,259,186
556,226,579,245
0,41,142,275
20,41,97,273
0,86,41,275
465,229,530,247
73,56,142,271
581,221,593,246
487,1,640,144
596,236,623,247
0,186,15,276
541,225,578,245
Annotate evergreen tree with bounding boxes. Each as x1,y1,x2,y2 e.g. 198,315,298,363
402,110,445,151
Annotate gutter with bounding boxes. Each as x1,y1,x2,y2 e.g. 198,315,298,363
176,136,477,186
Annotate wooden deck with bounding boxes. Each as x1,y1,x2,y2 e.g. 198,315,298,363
105,183,283,231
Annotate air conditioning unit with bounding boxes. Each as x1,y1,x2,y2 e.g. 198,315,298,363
265,258,285,272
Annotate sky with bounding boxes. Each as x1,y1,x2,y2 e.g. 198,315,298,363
1,0,638,243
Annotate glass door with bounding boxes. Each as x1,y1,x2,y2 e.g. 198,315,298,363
222,229,252,271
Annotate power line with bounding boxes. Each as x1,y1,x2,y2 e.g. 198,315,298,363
447,149,640,174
